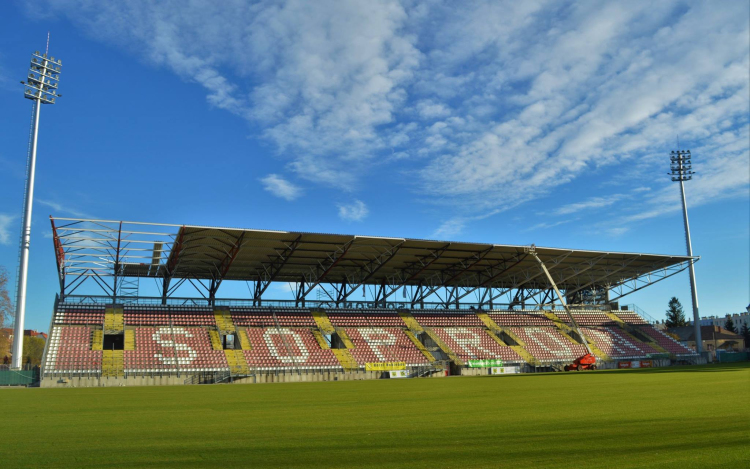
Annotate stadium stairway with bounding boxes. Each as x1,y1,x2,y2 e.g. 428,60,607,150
331,349,359,371
209,330,223,351
606,312,669,354
311,311,337,334
485,327,541,366
102,350,123,377
424,328,463,365
91,330,103,350
224,350,250,375
475,311,502,332
485,330,507,346
311,330,330,349
237,329,252,350
403,330,436,362
335,329,356,349
510,345,540,367
398,311,424,332
124,329,135,351
103,306,124,333
214,308,235,333
544,312,611,361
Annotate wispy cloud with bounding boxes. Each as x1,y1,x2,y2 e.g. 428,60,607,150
552,195,626,216
259,174,302,201
37,199,94,218
32,0,749,236
338,200,369,222
0,214,16,245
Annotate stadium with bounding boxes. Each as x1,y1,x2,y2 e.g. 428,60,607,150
2,3,749,468
40,217,699,387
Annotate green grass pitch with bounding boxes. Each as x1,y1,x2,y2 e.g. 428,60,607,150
1,363,748,468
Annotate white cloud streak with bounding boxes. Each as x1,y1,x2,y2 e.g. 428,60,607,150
338,200,369,222
37,199,94,218
0,214,16,245
32,0,750,235
260,174,302,201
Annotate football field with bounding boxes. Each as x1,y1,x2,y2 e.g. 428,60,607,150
2,363,748,468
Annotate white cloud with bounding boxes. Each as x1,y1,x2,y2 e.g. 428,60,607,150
31,0,750,235
552,194,626,216
430,218,466,240
37,199,94,218
0,214,16,245
260,174,302,201
337,200,369,222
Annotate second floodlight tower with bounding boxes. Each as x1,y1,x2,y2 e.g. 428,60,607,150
670,149,702,353
11,51,62,369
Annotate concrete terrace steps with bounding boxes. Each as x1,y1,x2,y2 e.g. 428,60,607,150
214,308,235,333
102,350,123,377
335,329,356,349
91,330,103,350
124,329,135,351
331,349,358,371
311,311,336,334
404,330,436,362
209,330,223,351
103,306,124,333
475,311,502,332
237,329,252,350
398,311,424,332
311,330,330,349
424,328,463,366
510,346,540,367
485,329,507,347
224,350,250,375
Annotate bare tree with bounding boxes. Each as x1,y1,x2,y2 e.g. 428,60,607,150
0,267,13,361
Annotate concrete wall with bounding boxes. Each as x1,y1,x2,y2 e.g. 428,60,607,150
41,368,449,388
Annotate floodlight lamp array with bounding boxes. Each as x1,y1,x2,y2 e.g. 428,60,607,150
21,51,62,104
669,149,694,182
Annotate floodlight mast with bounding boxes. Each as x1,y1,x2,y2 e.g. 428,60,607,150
670,149,702,354
11,51,62,369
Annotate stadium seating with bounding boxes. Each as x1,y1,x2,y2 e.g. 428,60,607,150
54,305,105,325
581,327,658,358
44,302,685,379
123,307,215,326
45,326,102,373
327,310,404,327
509,327,588,362
430,327,523,362
488,312,554,327
232,308,316,327
124,326,228,373
615,312,649,325
345,327,430,366
412,312,483,327
242,327,340,370
638,325,695,355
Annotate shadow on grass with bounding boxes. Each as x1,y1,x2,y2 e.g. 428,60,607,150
479,362,749,378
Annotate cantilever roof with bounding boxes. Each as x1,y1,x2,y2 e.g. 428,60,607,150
50,218,697,300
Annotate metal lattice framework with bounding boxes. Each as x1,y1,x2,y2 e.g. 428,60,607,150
50,217,697,308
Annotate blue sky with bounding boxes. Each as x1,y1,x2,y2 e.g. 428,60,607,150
0,0,748,332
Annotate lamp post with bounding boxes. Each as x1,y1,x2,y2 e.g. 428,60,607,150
11,51,62,369
670,149,702,354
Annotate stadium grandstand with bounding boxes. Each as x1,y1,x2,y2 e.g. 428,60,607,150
41,217,698,387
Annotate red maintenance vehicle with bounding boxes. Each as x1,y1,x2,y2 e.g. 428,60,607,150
527,246,597,372
564,353,597,371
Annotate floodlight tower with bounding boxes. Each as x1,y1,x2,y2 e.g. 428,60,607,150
670,149,702,353
11,51,62,369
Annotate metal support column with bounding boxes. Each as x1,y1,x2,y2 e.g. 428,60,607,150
13,49,62,369
671,149,702,353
